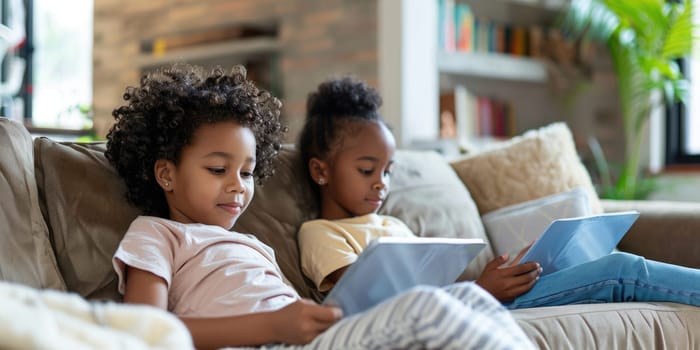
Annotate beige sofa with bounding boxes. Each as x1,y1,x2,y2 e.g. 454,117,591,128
1,117,699,349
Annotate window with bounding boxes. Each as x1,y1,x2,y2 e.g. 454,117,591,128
30,0,93,130
666,0,700,165
0,0,93,130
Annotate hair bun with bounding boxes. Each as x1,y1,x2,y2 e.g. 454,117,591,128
306,76,382,121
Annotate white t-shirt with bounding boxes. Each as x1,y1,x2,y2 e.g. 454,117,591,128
298,213,415,291
113,216,299,317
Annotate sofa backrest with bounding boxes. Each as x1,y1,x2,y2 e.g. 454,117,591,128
1,118,493,302
0,119,65,291
33,138,141,301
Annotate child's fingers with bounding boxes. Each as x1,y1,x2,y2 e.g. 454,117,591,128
313,304,343,323
485,254,509,270
505,262,540,277
509,244,534,266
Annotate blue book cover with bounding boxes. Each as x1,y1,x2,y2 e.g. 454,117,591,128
323,236,486,317
519,211,640,275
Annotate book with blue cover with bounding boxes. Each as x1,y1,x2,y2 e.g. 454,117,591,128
322,236,486,317
519,210,641,275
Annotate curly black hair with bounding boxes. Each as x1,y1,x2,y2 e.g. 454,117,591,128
105,64,286,217
298,76,386,197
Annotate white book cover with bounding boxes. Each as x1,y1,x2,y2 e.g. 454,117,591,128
323,236,486,317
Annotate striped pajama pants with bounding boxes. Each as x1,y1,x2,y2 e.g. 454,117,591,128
254,282,535,350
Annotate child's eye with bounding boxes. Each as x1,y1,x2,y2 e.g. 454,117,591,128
384,164,394,176
241,171,254,178
359,168,374,176
207,167,226,175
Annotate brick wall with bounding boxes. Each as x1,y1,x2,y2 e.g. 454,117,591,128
93,0,378,141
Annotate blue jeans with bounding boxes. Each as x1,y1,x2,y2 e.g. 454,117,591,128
506,252,700,309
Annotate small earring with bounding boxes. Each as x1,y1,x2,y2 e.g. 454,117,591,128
318,178,326,185
164,182,170,187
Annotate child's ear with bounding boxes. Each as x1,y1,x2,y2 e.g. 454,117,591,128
308,157,329,185
154,159,175,192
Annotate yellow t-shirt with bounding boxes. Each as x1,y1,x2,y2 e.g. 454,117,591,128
298,213,415,291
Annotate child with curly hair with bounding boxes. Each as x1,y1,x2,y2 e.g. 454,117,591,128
106,64,536,349
297,76,700,310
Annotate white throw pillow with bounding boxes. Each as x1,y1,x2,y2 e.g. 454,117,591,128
482,187,592,257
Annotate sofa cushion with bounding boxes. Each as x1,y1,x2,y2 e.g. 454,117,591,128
0,119,65,290
513,302,700,348
34,138,141,301
379,149,493,281
449,122,602,216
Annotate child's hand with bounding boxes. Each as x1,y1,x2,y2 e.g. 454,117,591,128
272,299,343,344
508,242,534,266
475,253,541,302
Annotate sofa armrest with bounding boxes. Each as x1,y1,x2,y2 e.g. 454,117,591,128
602,199,700,268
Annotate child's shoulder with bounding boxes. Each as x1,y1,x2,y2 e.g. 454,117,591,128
130,215,181,230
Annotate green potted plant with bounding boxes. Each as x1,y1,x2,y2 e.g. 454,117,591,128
560,0,696,199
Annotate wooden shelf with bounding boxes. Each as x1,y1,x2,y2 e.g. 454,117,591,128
438,52,548,82
137,37,280,68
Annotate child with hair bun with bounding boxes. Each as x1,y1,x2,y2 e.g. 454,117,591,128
297,75,700,313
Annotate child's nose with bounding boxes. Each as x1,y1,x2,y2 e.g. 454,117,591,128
226,176,245,193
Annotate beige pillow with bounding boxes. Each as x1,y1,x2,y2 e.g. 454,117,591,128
450,122,602,216
0,119,65,290
34,139,141,301
380,149,494,281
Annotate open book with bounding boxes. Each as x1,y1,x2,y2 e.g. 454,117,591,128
322,236,486,317
519,211,640,275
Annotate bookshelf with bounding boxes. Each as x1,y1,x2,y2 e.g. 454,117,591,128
435,0,571,152
377,0,581,154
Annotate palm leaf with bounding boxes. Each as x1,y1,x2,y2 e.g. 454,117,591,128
602,0,667,51
662,0,695,59
559,0,617,42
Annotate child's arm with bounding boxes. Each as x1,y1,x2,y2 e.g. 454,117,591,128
124,266,342,350
475,245,541,302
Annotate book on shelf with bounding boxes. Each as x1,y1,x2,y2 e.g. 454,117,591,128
455,2,474,52
515,211,641,276
437,2,581,61
440,87,515,142
438,0,457,52
322,236,487,317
